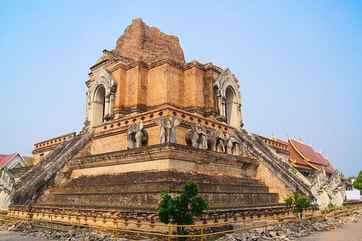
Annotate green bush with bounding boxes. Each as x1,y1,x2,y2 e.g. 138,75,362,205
284,192,311,219
353,171,362,193
158,181,208,240
327,203,337,211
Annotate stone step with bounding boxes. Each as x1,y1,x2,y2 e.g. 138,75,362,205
66,171,265,187
49,182,271,195
36,192,279,210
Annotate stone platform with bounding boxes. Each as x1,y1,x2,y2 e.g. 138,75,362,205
35,170,278,210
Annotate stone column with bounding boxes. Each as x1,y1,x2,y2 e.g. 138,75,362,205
104,94,110,118
217,93,224,116
85,90,90,124
108,93,114,118
220,97,226,117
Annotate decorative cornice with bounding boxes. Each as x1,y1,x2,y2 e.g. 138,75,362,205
93,105,231,136
69,143,256,171
91,55,224,77
34,132,77,150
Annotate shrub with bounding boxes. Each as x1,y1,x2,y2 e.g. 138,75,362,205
284,192,311,219
353,171,362,195
158,181,208,240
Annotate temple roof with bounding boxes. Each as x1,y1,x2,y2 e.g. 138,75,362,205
0,153,16,167
289,139,335,173
259,134,336,174
112,18,185,64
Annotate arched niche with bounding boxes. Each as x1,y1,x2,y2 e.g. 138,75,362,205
225,86,239,127
213,69,243,129
91,85,106,126
85,67,117,128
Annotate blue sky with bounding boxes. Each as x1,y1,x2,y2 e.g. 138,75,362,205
0,1,361,176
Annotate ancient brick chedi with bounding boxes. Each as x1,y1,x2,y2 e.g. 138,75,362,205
113,18,185,64
11,19,315,220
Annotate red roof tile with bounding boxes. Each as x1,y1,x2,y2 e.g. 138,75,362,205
0,154,15,167
289,139,335,174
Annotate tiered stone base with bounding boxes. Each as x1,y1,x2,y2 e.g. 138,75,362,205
35,171,278,210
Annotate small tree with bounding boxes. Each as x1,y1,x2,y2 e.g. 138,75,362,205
284,192,311,219
158,182,208,239
353,171,362,195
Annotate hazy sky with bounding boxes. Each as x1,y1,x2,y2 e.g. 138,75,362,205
1,1,361,176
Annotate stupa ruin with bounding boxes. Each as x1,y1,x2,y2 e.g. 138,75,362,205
9,18,336,229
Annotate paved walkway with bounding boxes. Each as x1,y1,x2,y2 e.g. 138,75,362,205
0,231,52,241
299,218,362,241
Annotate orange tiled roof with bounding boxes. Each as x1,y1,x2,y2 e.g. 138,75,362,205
288,139,335,174
258,134,336,174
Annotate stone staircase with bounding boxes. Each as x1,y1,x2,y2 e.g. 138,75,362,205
232,129,312,197
10,131,93,205
34,171,279,210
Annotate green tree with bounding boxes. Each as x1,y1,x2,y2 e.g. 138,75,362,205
158,182,208,239
353,171,362,194
284,192,311,219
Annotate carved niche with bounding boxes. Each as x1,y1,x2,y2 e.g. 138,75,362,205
213,69,243,128
85,67,117,127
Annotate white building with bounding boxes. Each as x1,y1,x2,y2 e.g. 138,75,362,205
345,178,361,201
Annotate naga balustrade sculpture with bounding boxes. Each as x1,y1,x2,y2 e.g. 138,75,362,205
310,169,346,210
